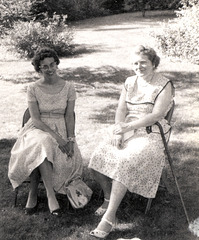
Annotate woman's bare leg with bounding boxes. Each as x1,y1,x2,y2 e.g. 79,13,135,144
39,158,60,212
92,170,112,208
96,180,127,232
25,168,40,208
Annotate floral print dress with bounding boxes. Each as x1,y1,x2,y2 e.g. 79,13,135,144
8,81,83,194
89,73,174,198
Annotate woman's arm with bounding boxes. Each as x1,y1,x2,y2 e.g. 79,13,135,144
64,100,75,157
64,100,75,138
28,101,69,154
111,86,127,148
115,85,128,123
114,82,173,134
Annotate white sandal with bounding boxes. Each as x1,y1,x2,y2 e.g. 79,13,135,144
90,216,114,239
95,198,109,216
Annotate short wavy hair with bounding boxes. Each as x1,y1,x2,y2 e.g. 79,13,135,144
132,45,160,69
31,47,60,72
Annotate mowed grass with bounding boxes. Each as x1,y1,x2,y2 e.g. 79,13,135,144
0,11,199,240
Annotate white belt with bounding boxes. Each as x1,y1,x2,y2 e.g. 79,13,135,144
41,112,64,118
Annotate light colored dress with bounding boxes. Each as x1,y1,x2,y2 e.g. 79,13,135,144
89,73,174,198
8,81,83,194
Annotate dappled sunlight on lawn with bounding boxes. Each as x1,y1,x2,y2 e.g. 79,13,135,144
73,10,176,29
163,71,199,146
61,66,131,85
1,10,199,240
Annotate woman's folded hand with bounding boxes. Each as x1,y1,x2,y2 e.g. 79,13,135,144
57,137,69,154
111,134,124,149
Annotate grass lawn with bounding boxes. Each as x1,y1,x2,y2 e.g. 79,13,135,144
0,10,199,240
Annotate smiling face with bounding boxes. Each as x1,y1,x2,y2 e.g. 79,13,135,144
39,57,57,77
131,54,154,78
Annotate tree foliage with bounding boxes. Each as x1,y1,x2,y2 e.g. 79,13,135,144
0,0,182,27
124,0,181,13
0,0,31,30
154,0,199,63
28,0,107,21
1,0,197,60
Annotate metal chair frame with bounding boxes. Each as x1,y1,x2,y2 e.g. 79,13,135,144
145,101,175,213
145,101,190,224
96,101,176,214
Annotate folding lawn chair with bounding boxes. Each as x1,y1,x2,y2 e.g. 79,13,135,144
97,102,175,213
97,100,189,223
14,108,76,208
145,101,190,224
13,108,40,207
145,100,175,213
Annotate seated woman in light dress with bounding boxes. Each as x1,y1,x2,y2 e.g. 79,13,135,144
8,47,83,216
89,45,175,238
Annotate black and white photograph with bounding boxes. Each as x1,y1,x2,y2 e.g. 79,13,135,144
0,1,199,239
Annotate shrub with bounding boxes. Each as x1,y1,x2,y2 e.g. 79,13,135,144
1,19,74,58
153,0,199,64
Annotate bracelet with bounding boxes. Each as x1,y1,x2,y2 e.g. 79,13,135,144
67,136,75,142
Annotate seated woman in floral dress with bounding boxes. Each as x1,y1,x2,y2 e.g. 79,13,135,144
89,45,175,238
8,47,83,216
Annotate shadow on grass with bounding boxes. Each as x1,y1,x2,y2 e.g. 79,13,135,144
161,71,199,91
2,74,39,85
116,140,199,239
89,103,117,124
69,43,107,58
61,68,199,127
1,136,199,239
61,65,132,85
4,65,132,86
161,141,199,216
173,121,199,135
73,10,176,30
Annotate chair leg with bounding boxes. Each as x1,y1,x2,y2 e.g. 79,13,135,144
155,122,190,224
145,198,152,214
14,187,18,207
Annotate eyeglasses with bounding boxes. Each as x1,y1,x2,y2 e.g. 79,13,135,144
40,62,57,71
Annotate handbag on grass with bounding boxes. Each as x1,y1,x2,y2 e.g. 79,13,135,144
65,177,93,209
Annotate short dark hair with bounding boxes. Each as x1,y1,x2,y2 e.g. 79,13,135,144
132,45,160,69
31,47,60,72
